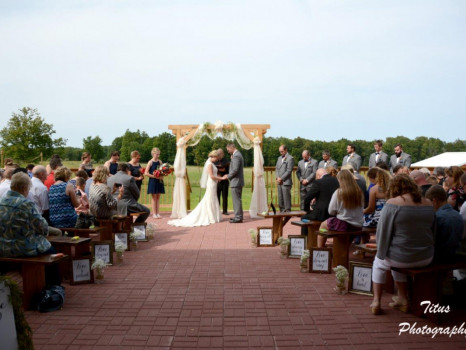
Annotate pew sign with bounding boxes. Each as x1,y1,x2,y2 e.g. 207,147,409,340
349,262,373,296
310,248,332,273
0,282,18,350
257,227,274,247
71,258,94,285
288,235,307,258
114,233,129,251
92,241,113,265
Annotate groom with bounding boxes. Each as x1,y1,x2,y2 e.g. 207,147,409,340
223,143,244,223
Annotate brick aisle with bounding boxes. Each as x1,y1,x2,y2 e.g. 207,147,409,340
24,213,466,349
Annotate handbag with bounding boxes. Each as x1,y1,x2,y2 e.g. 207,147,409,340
34,285,65,313
75,213,95,229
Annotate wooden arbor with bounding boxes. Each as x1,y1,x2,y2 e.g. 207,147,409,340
167,124,270,147
167,123,270,210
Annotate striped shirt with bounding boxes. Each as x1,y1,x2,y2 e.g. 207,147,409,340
89,183,117,219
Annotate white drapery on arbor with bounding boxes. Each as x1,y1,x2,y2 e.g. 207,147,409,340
170,122,268,219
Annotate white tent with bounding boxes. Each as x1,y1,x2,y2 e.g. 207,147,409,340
411,152,466,168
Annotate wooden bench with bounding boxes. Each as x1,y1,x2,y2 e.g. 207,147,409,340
291,220,322,249
0,254,68,310
392,255,466,323
317,229,364,268
60,227,106,242
258,211,306,243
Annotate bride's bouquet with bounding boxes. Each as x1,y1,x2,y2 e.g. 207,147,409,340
154,163,173,177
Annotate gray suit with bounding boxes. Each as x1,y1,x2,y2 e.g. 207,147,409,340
227,150,244,220
368,151,389,168
390,152,412,172
318,159,338,169
275,153,295,212
107,171,150,223
296,158,318,210
342,153,362,172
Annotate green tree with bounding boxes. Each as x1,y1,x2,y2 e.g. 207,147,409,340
83,136,105,161
0,107,66,162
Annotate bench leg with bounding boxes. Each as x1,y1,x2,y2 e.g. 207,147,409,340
409,273,438,320
22,264,46,310
307,226,317,249
332,236,351,269
272,218,283,243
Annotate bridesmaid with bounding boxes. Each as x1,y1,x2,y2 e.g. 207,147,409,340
128,150,144,190
145,148,165,218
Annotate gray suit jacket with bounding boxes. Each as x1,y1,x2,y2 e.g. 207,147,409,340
296,159,318,189
227,150,244,188
275,153,295,186
107,171,140,206
342,153,362,172
318,159,338,169
390,152,412,171
368,151,389,168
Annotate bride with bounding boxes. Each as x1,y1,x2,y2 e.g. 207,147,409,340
168,150,224,227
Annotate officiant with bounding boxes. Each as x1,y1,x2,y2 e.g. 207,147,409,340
215,148,230,215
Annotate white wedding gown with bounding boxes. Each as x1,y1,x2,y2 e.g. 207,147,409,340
168,160,221,227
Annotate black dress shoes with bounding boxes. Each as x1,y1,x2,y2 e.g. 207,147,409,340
223,212,229,215
230,218,243,223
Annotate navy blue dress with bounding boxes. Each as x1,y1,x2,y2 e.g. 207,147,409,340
147,161,165,194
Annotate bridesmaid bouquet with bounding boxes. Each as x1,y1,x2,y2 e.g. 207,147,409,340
154,163,173,177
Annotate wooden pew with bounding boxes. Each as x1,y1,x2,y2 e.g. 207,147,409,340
258,211,306,243
291,220,322,249
60,227,106,242
317,229,363,268
0,254,68,310
392,255,466,323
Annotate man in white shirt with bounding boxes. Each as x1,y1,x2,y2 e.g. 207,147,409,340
29,165,61,236
0,167,15,199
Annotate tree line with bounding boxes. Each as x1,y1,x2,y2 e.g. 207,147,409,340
1,107,465,167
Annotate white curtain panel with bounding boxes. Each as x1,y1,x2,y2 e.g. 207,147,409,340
170,137,188,219
249,137,268,218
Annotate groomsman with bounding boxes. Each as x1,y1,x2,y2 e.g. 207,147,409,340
275,145,295,212
318,151,338,169
342,144,362,173
368,140,389,168
390,144,412,173
296,150,318,210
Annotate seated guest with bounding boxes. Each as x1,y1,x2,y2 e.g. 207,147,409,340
89,166,124,219
318,169,364,248
107,163,150,223
0,167,16,199
0,172,52,257
370,175,434,315
29,165,61,236
426,185,463,263
75,177,89,215
300,168,339,236
49,167,79,228
419,167,431,179
79,152,94,177
366,167,378,194
394,165,410,175
341,164,367,207
445,166,465,211
426,176,438,186
410,170,432,196
69,169,88,188
44,155,63,190
375,161,389,171
104,151,120,175
363,168,390,227
454,173,466,281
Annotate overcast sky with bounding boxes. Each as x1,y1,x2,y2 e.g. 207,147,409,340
1,0,465,147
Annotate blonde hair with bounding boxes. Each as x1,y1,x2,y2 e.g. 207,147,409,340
376,169,391,193
209,150,219,158
54,166,72,182
336,169,363,209
93,166,109,184
151,147,160,155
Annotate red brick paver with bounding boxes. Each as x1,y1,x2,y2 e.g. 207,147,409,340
20,212,466,349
